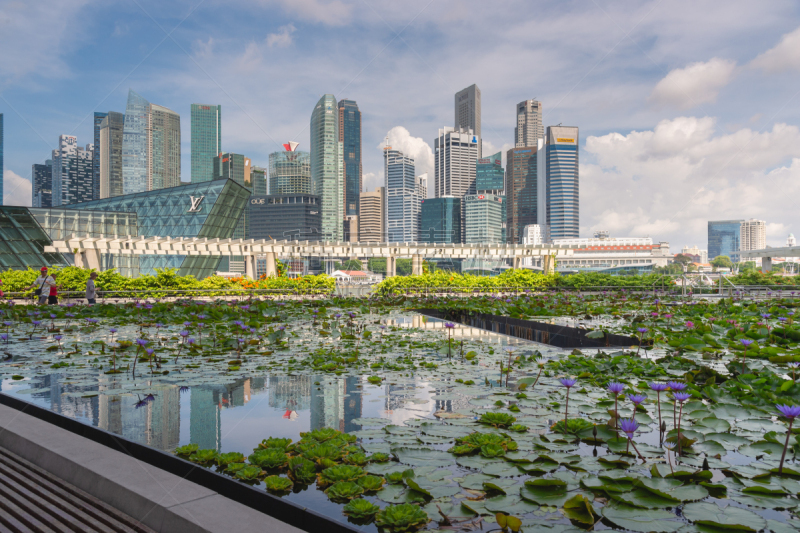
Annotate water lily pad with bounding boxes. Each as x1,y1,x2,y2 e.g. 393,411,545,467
682,502,766,532
392,447,453,467
602,503,682,532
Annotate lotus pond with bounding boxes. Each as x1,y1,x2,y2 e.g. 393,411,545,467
0,292,800,533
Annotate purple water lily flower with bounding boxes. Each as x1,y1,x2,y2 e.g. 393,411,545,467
444,322,455,329
179,330,189,338
637,327,648,334
136,339,148,347
627,394,647,406
559,378,577,388
673,392,692,403
620,418,639,437
740,339,754,347
667,381,687,391
650,382,668,392
608,382,625,395
777,404,800,420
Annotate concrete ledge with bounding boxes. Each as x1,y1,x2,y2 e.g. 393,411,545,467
0,403,303,533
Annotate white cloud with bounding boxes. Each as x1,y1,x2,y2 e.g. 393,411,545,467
192,38,215,58
750,26,800,73
582,117,799,251
649,58,737,110
266,24,296,48
379,126,435,179
362,172,379,192
4,170,32,207
258,0,353,26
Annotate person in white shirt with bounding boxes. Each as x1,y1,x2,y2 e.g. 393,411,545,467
86,272,98,305
27,267,55,305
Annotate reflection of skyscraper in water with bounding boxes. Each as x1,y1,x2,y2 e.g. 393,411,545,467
385,383,414,412
310,376,362,432
38,374,100,427
95,386,180,451
269,376,312,412
189,378,267,451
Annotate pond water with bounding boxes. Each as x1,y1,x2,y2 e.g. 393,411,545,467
0,306,798,533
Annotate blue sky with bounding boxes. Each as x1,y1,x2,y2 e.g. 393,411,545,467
2,0,800,251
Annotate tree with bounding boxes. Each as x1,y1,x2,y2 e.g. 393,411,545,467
711,255,733,270
334,259,362,271
673,254,693,265
368,258,387,274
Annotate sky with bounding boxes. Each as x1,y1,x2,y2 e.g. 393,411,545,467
1,0,799,252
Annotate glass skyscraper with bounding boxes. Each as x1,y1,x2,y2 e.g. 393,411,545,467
546,126,579,240
506,146,541,244
338,100,361,215
384,148,421,242
149,104,181,191
52,135,94,206
476,152,504,193
464,193,504,244
310,94,343,241
99,112,125,199
708,220,743,261
32,160,53,208
269,150,311,195
93,112,108,200
122,90,150,195
420,197,461,244
191,104,221,183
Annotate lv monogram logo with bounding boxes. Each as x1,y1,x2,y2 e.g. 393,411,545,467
188,196,205,212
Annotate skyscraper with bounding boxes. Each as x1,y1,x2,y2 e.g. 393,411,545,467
338,100,361,216
464,193,504,244
455,84,481,155
122,90,150,195
476,152,504,194
434,127,480,198
358,187,385,242
506,144,545,244
149,104,181,191
384,147,421,242
52,135,94,206
269,143,311,195
121,89,181,195
546,126,579,240
191,104,221,183
93,112,108,200
98,112,124,199
708,220,743,261
741,219,767,252
32,160,53,208
252,166,267,196
0,113,3,206
213,152,252,252
310,94,343,241
515,100,543,147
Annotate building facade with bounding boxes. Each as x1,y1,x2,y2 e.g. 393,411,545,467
546,126,579,239
358,187,385,242
681,245,708,264
434,127,480,199
551,236,671,272
741,219,766,252
708,220,743,261
93,112,108,201
310,95,343,241
98,112,125,199
269,148,311,195
338,100,361,216
476,152,504,194
420,197,461,244
506,144,545,244
248,194,322,242
252,166,267,196
68,179,250,278
149,104,181,191
515,100,543,147
32,160,53,208
455,84,481,152
122,90,150,195
52,135,94,206
190,104,221,183
385,148,421,242
464,193,504,244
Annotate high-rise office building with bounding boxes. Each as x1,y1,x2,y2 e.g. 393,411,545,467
121,89,181,194
358,187,385,242
122,90,150,195
269,143,311,195
149,104,181,191
93,112,108,200
0,113,4,205
515,100,543,147
32,160,53,208
506,144,545,244
310,94,343,241
434,127,480,199
464,193,504,244
420,197,461,244
191,104,221,183
252,166,267,196
708,220,743,261
52,135,94,206
546,126,579,240
338,100,361,216
476,152,504,194
98,112,125,199
741,219,766,252
213,152,252,244
384,147,421,242
455,84,481,155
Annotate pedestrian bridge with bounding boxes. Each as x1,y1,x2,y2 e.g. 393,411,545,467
739,246,800,272
44,236,574,277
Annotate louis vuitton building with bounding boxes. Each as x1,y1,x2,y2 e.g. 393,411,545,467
68,178,250,277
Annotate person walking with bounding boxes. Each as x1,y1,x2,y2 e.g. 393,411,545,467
47,273,60,306
86,272,98,305
28,267,54,305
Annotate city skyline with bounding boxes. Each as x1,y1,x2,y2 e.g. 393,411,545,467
1,1,799,251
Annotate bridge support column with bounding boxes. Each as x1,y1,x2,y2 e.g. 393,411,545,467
412,254,423,275
386,256,396,277
543,255,554,275
265,252,277,277
763,257,772,272
245,255,256,279
513,256,522,269
73,251,85,268
77,249,101,271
